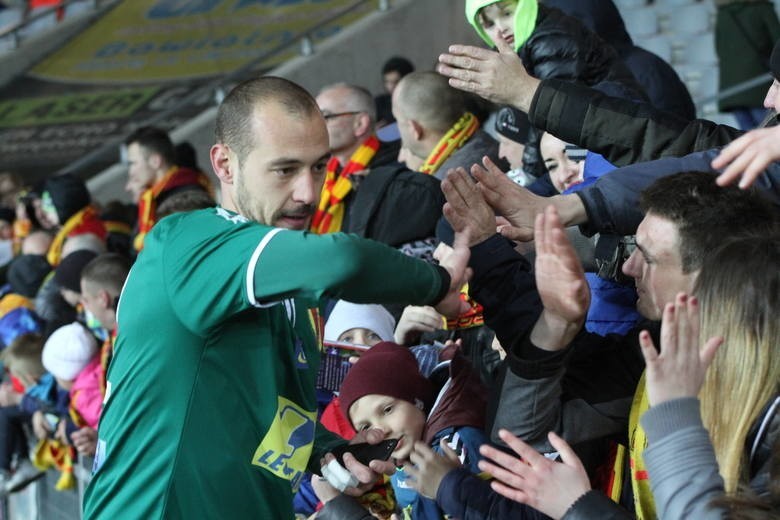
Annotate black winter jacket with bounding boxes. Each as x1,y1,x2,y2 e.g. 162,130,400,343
543,0,695,119
346,164,444,248
518,4,646,177
529,78,779,168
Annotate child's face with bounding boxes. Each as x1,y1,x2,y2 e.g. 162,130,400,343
9,368,38,389
338,327,383,347
478,1,518,49
349,394,426,462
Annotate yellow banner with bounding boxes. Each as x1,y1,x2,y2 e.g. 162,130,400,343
0,87,159,127
31,0,371,84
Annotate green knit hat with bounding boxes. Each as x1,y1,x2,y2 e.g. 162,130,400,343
465,0,538,52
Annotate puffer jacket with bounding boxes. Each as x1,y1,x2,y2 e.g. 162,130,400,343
543,0,695,119
517,4,646,177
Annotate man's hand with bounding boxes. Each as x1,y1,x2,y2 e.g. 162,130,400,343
479,429,591,520
32,411,52,440
394,305,444,345
470,157,547,241
433,230,472,318
639,293,723,407
530,206,589,351
321,428,396,497
712,125,780,189
437,37,540,111
403,439,462,499
71,427,98,456
442,167,498,246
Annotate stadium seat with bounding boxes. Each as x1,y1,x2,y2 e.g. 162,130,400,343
623,7,659,39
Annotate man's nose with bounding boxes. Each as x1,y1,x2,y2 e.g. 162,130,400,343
293,172,318,205
622,249,640,278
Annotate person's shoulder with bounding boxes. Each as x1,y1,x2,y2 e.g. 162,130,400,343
157,206,248,230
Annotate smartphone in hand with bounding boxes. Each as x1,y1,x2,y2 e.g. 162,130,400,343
330,438,399,467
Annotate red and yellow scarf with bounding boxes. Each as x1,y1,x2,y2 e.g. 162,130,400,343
605,373,656,519
47,206,105,266
310,135,380,234
134,166,213,251
419,112,479,175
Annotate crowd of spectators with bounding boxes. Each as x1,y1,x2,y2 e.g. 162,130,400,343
0,1,777,519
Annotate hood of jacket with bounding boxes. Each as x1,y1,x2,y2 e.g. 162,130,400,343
422,354,487,445
466,0,538,51
542,0,633,48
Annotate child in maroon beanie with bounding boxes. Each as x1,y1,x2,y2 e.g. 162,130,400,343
335,341,489,519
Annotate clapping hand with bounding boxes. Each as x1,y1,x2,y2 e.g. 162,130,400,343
530,206,590,351
478,429,590,520
442,166,499,246
712,125,780,189
437,36,540,111
403,439,462,499
471,157,548,242
638,293,723,406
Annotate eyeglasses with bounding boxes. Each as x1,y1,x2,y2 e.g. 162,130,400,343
322,111,362,120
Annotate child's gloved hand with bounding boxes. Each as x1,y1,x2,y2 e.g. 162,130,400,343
403,438,462,499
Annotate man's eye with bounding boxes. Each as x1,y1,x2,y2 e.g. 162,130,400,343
383,406,393,415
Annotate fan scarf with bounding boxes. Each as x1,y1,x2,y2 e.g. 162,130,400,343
134,166,213,252
419,112,479,175
606,373,656,519
47,206,105,266
311,135,380,234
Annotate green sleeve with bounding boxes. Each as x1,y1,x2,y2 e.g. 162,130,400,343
308,422,348,475
252,230,447,306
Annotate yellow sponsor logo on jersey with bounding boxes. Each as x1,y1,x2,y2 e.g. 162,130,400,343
252,396,316,491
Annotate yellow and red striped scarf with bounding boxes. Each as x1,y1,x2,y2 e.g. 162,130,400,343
419,112,479,175
47,206,100,266
311,135,380,234
605,373,656,519
134,166,213,252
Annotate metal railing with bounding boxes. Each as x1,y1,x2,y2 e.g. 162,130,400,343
56,0,389,177
695,72,773,106
0,0,117,49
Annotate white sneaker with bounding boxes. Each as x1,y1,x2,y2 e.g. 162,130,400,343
5,459,44,493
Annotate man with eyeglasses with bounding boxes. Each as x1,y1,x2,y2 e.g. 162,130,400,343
312,83,400,234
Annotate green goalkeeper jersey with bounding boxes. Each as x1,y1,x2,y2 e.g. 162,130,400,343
83,207,446,519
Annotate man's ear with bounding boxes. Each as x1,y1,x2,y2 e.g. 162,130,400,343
210,144,234,184
410,119,424,142
353,112,372,138
98,289,112,310
148,152,163,171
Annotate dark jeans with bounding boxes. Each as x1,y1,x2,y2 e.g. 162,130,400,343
0,405,31,471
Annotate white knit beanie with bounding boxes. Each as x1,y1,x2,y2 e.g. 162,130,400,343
42,322,98,381
324,301,396,344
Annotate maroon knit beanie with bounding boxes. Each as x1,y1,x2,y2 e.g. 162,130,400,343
339,342,435,426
